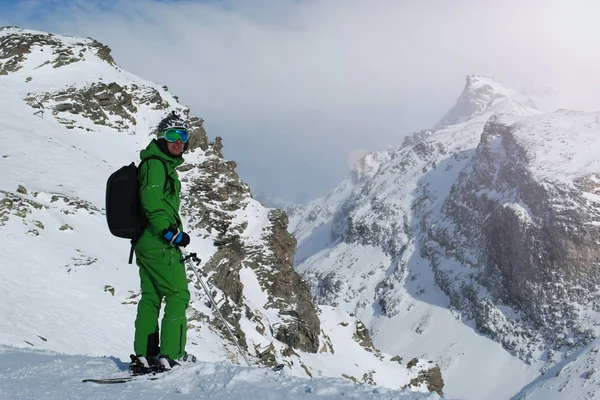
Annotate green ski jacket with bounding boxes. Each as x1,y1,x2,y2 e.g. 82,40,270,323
136,140,185,251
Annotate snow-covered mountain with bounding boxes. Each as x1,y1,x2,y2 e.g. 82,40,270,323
289,74,600,399
0,26,441,398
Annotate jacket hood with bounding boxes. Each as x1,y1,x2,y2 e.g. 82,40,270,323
140,140,185,168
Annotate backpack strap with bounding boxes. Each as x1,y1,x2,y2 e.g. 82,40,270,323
129,156,171,264
139,156,170,193
142,157,179,227
128,241,136,265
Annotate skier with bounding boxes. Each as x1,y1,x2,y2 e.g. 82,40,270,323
130,111,196,372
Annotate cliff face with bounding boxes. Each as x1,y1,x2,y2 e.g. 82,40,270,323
425,112,600,363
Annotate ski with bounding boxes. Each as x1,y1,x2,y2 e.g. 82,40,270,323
83,376,136,384
82,373,163,384
83,367,166,384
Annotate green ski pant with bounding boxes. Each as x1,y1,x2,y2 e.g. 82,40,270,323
133,246,190,359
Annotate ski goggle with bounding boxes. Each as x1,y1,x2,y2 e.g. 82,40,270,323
159,128,189,143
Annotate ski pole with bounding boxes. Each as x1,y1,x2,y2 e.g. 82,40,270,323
180,250,252,368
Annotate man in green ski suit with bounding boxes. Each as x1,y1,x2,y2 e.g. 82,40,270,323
131,111,195,371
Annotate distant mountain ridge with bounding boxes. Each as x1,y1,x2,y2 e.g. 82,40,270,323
289,74,600,399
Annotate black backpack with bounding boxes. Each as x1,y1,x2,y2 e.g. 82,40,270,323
106,156,168,264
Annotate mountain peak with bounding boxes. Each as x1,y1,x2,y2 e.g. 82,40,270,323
0,26,115,75
436,74,539,127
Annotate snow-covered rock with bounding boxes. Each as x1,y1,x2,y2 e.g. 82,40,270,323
436,74,538,127
425,111,600,365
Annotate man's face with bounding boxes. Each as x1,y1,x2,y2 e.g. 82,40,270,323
167,140,185,157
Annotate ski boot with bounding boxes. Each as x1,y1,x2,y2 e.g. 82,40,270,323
157,352,197,370
129,354,159,375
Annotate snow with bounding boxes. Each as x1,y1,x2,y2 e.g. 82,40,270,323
503,202,534,224
297,234,540,399
297,242,392,314
232,198,271,248
0,346,439,400
373,297,540,400
506,110,600,184
513,338,600,399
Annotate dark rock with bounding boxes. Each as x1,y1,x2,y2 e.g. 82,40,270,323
408,365,444,395
407,358,418,369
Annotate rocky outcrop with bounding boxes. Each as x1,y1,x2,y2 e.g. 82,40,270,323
353,320,375,351
22,79,210,141
186,116,209,152
261,209,320,352
400,129,434,149
23,82,172,131
0,26,115,75
182,139,320,355
407,364,444,395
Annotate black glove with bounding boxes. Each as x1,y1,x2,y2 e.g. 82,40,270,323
177,232,190,247
162,228,191,247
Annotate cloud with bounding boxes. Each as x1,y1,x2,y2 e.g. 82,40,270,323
2,0,600,201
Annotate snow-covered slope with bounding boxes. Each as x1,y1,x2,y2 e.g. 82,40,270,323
512,337,600,400
0,26,441,397
290,75,600,400
0,346,440,400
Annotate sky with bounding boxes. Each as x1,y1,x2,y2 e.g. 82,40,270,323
1,0,600,203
